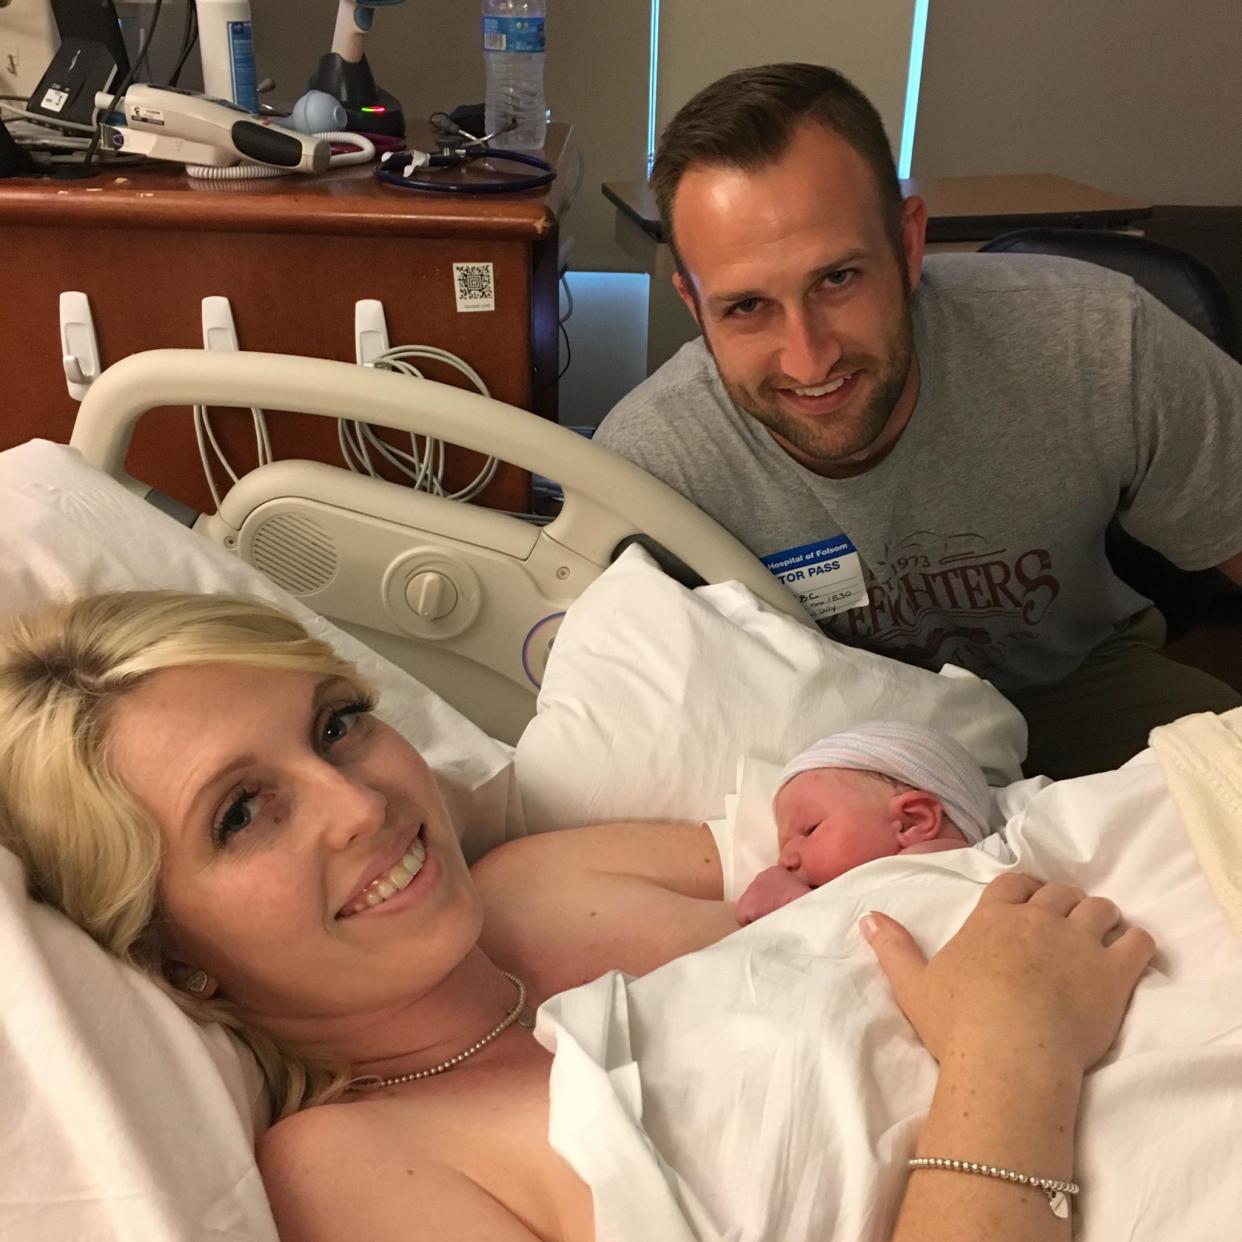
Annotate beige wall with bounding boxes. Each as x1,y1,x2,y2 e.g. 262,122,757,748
914,0,1242,205
656,0,917,164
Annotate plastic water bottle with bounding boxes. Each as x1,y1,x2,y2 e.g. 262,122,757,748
482,0,547,150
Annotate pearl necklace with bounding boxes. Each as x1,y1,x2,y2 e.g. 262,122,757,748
346,971,534,1092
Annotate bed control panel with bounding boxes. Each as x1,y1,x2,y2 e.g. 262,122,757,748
383,549,481,641
405,571,458,621
203,459,596,743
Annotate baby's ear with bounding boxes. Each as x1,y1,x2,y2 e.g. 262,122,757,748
892,790,944,844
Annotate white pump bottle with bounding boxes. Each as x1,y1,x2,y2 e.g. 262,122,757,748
197,0,259,112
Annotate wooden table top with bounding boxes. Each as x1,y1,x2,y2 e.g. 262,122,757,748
0,123,573,239
604,171,1152,244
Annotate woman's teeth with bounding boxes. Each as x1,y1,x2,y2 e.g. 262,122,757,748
342,839,426,916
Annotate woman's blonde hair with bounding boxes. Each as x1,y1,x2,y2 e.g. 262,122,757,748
0,590,374,1122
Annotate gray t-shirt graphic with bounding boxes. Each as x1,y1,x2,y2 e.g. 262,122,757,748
596,254,1242,691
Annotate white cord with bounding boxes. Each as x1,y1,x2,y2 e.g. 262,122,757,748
185,129,375,503
254,410,273,464
3,129,91,150
191,339,497,510
345,345,500,503
192,339,277,510
0,100,98,134
0,104,142,169
193,408,228,511
337,420,372,475
185,131,375,180
195,398,276,509
185,162,288,181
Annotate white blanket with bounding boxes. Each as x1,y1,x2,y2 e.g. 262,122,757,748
1151,707,1242,937
537,746,1242,1241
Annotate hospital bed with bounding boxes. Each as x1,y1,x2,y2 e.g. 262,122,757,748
3,352,1242,1241
69,349,808,743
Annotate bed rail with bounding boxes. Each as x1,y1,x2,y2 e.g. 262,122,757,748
70,349,811,625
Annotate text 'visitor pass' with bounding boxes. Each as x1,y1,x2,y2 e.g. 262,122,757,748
762,535,869,621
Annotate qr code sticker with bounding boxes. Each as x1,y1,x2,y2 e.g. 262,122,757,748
453,262,496,313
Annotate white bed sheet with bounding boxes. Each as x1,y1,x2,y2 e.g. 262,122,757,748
538,750,1242,1241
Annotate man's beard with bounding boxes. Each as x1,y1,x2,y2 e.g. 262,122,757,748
714,314,916,467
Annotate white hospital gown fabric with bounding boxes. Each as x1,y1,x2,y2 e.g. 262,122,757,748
538,753,1242,1241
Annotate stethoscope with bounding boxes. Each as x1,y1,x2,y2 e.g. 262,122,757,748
374,114,557,194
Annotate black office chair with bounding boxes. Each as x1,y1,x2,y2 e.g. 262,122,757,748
980,226,1236,639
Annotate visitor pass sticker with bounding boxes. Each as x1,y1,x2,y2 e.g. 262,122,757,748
762,534,868,620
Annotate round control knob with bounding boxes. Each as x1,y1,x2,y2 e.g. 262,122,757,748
405,570,458,621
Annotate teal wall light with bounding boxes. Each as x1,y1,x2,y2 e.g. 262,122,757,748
647,0,661,170
898,0,929,179
646,0,930,178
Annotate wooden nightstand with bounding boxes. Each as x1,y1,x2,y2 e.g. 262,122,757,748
0,123,573,513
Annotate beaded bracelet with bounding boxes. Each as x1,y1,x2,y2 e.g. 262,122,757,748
907,1156,1079,1218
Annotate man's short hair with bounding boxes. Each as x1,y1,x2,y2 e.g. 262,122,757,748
650,63,904,260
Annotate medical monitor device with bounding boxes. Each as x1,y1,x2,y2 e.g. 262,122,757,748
0,0,60,98
27,35,119,122
22,0,129,124
49,0,128,75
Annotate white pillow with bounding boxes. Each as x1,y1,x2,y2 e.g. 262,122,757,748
0,440,523,860
516,545,1027,832
0,847,278,1240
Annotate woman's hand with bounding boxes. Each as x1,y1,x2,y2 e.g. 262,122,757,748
863,872,1155,1074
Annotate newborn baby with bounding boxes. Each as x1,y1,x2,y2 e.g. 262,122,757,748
736,720,993,924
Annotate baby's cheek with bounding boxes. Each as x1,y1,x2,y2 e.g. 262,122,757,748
800,839,848,885
817,836,890,883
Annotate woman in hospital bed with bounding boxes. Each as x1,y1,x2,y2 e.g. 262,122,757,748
0,588,1203,1242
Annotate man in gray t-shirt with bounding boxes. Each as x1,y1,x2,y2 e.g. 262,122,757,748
594,64,1242,780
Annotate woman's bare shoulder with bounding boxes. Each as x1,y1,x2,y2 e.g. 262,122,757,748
258,1102,541,1241
471,818,721,898
472,820,737,991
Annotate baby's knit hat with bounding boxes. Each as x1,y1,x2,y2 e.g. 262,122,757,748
776,720,992,844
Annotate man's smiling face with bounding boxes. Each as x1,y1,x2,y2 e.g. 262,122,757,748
672,120,927,477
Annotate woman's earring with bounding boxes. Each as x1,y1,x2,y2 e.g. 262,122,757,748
183,969,212,996
169,961,218,998
180,968,218,998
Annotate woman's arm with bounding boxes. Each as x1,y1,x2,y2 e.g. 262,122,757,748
259,1108,543,1242
893,1043,1080,1241
473,821,740,994
865,874,1155,1242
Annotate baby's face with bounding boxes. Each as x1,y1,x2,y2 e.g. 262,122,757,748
774,767,907,886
